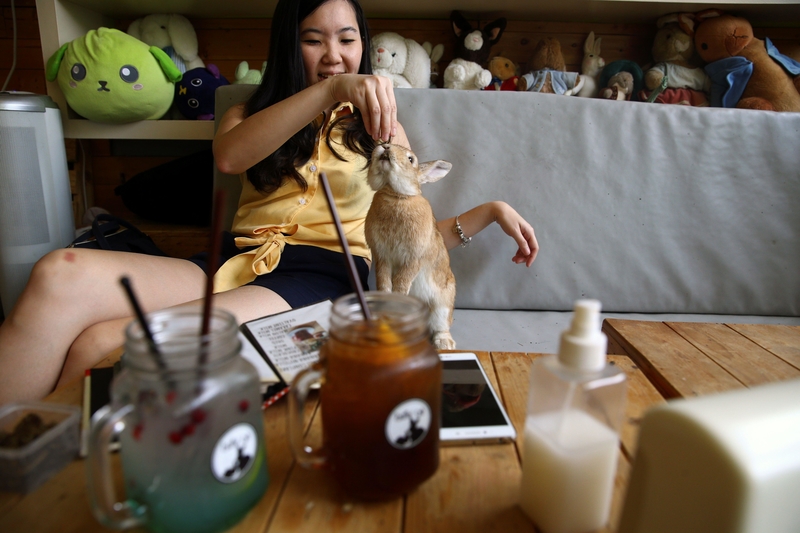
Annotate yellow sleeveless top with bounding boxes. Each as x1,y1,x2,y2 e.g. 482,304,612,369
214,104,372,293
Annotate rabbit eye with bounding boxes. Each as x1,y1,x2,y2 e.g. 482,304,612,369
408,155,415,164
701,42,708,50
391,53,396,57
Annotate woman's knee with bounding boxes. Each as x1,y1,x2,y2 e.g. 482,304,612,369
25,248,97,300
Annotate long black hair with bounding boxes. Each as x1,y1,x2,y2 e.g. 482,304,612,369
245,0,375,194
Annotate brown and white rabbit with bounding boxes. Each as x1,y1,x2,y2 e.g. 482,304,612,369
365,143,457,350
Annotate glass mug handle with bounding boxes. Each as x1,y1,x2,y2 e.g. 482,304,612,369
85,404,147,529
288,363,327,468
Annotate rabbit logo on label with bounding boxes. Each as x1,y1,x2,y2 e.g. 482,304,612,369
385,399,432,449
211,423,257,483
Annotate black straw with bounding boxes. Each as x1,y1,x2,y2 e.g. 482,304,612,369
319,172,372,320
120,276,167,372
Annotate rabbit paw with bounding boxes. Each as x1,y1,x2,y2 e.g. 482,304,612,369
433,332,456,350
476,69,492,89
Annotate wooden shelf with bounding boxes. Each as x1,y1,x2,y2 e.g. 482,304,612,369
61,118,215,140
35,0,800,140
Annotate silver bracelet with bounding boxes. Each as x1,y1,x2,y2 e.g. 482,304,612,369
453,215,471,248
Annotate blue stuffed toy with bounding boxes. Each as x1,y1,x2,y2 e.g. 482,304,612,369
173,64,229,120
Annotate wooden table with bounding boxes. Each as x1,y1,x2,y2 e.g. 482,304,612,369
2,319,798,533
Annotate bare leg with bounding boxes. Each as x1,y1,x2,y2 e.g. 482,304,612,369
55,285,292,389
0,248,207,404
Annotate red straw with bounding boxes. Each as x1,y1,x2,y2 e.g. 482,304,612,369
318,172,371,320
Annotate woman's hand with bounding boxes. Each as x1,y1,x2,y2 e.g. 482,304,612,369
328,74,397,142
438,201,539,267
492,202,539,267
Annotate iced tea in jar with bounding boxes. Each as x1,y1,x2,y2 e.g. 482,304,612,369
288,291,442,500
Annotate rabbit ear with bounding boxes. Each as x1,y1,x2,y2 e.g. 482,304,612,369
450,11,473,37
418,161,452,184
422,41,433,55
594,37,602,55
484,18,507,44
584,31,595,54
431,44,445,62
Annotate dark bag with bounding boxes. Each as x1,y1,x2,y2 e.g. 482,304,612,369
114,149,213,227
69,214,167,257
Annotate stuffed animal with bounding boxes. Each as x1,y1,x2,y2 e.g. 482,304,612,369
422,42,445,88
600,71,634,100
693,11,800,111
370,32,431,89
518,37,583,96
45,28,181,123
599,60,645,102
443,11,506,90
643,12,710,101
127,14,204,74
485,56,519,91
232,60,267,85
174,63,229,120
577,31,605,98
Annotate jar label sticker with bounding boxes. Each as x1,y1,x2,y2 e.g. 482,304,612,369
211,423,258,483
385,398,431,449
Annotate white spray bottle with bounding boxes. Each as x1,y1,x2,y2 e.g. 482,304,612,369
519,299,627,533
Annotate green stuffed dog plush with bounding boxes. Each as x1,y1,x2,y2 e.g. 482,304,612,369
45,28,182,123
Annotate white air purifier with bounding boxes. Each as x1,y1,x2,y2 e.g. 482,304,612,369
0,92,75,317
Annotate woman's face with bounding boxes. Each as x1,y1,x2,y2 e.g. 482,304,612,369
299,0,363,87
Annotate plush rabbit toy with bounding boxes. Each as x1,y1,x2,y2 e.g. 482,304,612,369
444,11,507,90
365,144,457,350
577,31,605,98
128,14,204,74
370,32,432,89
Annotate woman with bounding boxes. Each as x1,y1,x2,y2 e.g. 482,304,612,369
0,0,538,405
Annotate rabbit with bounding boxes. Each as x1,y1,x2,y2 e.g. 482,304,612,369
365,143,457,350
422,41,445,88
370,32,431,89
443,11,507,90
577,31,605,98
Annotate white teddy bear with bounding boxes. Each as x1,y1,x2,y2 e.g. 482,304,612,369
127,14,204,74
370,32,431,89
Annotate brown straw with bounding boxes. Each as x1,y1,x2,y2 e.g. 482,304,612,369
198,189,226,371
319,172,372,320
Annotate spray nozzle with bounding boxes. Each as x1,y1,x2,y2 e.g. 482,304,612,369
558,299,608,372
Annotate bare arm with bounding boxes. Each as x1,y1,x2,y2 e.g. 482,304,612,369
436,201,539,267
213,74,399,175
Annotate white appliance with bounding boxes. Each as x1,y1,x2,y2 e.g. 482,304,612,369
0,92,75,317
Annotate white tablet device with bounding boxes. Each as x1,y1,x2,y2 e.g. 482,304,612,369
439,352,517,445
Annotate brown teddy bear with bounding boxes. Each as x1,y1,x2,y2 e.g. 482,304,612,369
485,56,519,91
693,10,800,111
642,12,710,105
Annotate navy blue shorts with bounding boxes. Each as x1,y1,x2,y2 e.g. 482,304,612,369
188,232,369,308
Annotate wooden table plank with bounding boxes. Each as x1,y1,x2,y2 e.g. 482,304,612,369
667,322,800,387
608,355,665,458
727,323,800,371
406,444,535,533
603,319,744,399
267,395,403,533
411,350,520,531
